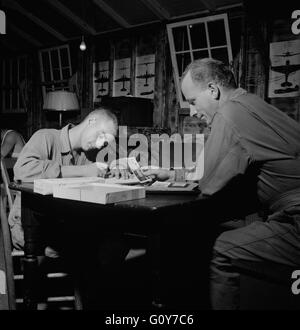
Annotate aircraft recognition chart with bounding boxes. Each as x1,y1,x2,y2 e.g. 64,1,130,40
268,39,300,98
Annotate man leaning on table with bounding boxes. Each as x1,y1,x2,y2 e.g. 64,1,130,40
144,58,300,310
12,107,130,309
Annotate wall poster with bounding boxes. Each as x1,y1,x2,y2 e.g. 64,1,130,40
135,54,155,99
113,57,131,97
93,60,109,102
268,39,300,98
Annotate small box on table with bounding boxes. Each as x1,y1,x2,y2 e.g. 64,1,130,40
34,177,104,195
53,183,145,204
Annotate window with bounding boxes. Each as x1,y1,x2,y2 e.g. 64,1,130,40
167,13,233,108
39,45,72,100
0,55,28,113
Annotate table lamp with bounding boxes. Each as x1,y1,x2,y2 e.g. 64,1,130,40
43,90,79,127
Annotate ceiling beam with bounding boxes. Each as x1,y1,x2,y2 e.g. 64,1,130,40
199,0,217,12
140,0,171,20
171,3,243,20
8,23,42,47
92,0,131,28
3,0,67,41
43,0,96,35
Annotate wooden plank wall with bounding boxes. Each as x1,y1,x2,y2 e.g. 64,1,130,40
1,9,298,141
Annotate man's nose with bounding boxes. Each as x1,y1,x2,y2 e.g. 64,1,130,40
189,104,197,117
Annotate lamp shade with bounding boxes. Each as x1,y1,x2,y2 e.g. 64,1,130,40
43,91,79,112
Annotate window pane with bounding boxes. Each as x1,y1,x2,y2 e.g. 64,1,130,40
176,53,191,77
51,50,59,69
211,47,229,64
62,68,70,80
189,23,207,49
44,69,52,82
42,52,50,72
173,26,189,52
207,20,226,47
53,68,61,81
193,49,209,60
12,90,17,108
60,47,69,67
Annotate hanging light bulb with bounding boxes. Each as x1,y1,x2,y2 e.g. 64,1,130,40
79,36,86,51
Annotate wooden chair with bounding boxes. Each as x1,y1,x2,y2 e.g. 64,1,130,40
0,192,16,310
0,157,82,310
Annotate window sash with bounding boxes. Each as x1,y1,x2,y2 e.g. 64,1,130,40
1,55,27,113
39,45,72,101
167,13,233,109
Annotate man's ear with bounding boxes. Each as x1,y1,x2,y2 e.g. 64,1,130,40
208,82,220,100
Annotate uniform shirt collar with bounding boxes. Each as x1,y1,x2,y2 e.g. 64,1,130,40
60,123,74,154
228,87,247,101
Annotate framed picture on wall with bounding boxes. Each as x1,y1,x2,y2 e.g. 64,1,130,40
93,60,109,102
113,57,131,97
135,54,155,99
268,39,300,98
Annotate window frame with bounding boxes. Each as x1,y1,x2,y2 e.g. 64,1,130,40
39,44,72,101
167,13,233,109
0,55,28,113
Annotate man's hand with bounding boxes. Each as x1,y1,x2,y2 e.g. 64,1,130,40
108,157,132,179
108,168,132,179
142,168,172,181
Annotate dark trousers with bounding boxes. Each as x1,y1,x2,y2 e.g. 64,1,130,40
210,207,300,309
63,230,130,310
33,214,130,310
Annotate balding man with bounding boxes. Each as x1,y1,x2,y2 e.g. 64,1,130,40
145,58,300,309
12,107,129,309
14,108,118,181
